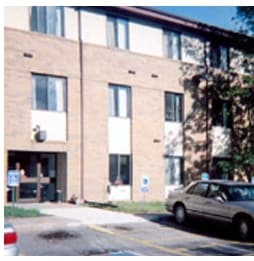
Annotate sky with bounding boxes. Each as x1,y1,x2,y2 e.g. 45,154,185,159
153,6,237,32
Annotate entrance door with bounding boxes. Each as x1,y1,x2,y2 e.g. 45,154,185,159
8,152,56,202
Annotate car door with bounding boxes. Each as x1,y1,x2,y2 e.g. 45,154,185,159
202,183,232,223
184,182,209,217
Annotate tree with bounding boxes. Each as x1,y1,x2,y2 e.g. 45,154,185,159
218,7,254,182
234,7,254,36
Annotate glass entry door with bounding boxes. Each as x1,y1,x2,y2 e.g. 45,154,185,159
8,152,56,202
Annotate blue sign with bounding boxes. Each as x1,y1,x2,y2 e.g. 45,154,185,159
8,170,20,187
201,172,209,181
141,176,149,193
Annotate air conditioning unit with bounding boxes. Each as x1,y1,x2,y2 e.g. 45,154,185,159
35,130,47,142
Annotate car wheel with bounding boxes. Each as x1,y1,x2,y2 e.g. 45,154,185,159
236,217,253,241
174,204,186,225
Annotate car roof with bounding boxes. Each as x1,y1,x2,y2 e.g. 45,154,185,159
194,179,254,186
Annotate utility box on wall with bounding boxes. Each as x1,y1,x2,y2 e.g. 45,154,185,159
35,130,47,142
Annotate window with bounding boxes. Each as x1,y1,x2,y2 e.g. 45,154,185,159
189,182,209,197
107,16,129,50
164,30,181,60
165,157,183,185
109,155,131,185
31,6,64,37
207,184,221,198
165,92,183,122
32,74,67,112
109,84,131,118
212,98,232,128
210,43,229,70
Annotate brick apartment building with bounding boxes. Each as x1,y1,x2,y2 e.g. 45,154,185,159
4,6,253,203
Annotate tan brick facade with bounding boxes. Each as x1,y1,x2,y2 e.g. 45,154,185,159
4,27,208,202
4,28,81,201
6,6,249,203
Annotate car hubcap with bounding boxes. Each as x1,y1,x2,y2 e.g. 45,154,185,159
176,206,185,223
239,220,248,239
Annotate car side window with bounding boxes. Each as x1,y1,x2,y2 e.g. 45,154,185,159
207,184,220,198
189,183,209,197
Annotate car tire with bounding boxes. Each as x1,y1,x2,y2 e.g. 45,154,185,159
235,216,253,241
174,204,186,225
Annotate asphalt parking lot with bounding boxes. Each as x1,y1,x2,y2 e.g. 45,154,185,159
8,212,254,256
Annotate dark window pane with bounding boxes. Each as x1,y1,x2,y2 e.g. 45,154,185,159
46,6,57,35
109,155,131,185
165,157,183,185
31,6,64,36
164,31,181,60
109,155,118,184
210,43,220,68
37,7,46,33
120,155,130,185
31,6,38,31
165,92,183,122
192,183,209,197
35,75,47,110
47,77,57,111
32,74,67,112
109,85,131,118
212,98,231,128
107,17,117,47
220,46,229,71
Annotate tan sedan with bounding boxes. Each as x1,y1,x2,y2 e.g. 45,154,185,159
166,180,254,240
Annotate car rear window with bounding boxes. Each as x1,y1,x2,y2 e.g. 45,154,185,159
225,185,254,201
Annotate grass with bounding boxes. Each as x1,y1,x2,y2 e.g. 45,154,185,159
4,206,41,218
84,201,166,214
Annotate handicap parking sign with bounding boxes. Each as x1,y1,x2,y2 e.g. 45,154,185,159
201,172,209,181
8,170,20,187
141,176,149,193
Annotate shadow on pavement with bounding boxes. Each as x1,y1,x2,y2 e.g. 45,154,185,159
136,213,254,243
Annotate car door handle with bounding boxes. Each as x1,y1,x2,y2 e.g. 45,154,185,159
204,201,212,204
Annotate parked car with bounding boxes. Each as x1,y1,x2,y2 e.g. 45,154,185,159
166,180,254,240
4,222,19,256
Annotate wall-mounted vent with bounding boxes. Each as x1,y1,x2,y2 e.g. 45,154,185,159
23,52,33,58
128,70,136,75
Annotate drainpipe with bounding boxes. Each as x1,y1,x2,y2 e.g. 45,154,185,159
78,8,85,200
204,41,211,175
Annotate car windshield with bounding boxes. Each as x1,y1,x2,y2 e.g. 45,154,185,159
224,185,254,201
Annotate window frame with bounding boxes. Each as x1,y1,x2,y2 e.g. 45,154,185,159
163,30,182,61
107,15,129,50
32,73,67,112
31,6,65,37
165,92,183,122
187,182,209,197
165,156,184,186
109,84,131,118
109,154,132,185
212,98,232,128
210,42,229,71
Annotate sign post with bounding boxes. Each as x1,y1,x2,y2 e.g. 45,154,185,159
8,170,20,216
141,176,149,202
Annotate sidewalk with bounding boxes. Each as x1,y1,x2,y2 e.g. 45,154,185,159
14,202,150,225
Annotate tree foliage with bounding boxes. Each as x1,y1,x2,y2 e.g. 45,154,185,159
234,7,254,36
218,7,254,181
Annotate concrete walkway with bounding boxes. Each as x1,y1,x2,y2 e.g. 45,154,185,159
14,202,150,225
